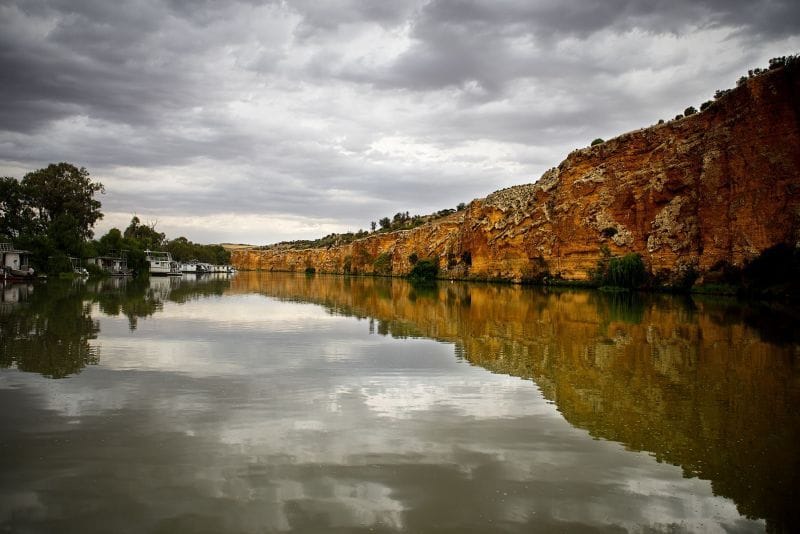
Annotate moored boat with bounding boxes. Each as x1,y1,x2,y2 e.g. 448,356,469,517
145,250,181,276
87,250,133,277
1,243,35,281
180,261,202,274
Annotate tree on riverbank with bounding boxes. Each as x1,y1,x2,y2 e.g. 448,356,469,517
3,163,229,275
2,163,104,271
90,218,231,274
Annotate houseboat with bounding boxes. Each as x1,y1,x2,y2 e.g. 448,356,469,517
1,243,35,281
180,261,202,274
69,257,89,277
144,250,181,276
87,251,133,277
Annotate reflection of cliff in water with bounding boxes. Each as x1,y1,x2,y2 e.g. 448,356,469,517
232,272,800,532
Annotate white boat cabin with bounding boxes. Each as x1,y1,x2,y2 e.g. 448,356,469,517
144,250,181,276
1,243,35,279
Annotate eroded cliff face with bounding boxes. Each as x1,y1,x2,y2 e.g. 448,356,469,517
233,66,800,284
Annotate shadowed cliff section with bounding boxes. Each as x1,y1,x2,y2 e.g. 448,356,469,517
233,63,800,286
230,272,800,532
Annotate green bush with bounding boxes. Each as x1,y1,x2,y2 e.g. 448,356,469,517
47,254,73,275
684,106,697,116
591,138,604,146
85,263,104,277
408,259,438,281
373,252,392,275
592,249,646,289
607,254,646,288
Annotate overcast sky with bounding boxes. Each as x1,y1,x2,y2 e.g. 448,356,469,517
1,1,798,245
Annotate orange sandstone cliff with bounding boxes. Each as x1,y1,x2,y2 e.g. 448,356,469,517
233,65,800,284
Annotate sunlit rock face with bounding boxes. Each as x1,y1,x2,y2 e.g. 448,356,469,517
233,65,800,283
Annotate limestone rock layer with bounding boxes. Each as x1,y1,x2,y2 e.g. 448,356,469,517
233,66,800,283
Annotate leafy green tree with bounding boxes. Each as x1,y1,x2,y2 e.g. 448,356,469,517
684,106,697,116
0,177,30,240
379,217,391,230
98,228,124,254
2,163,103,271
164,236,230,264
21,163,104,240
124,216,165,250
48,212,84,257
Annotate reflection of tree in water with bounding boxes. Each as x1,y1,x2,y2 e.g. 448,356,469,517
90,277,163,331
589,289,647,327
89,275,231,330
0,275,236,378
0,281,99,378
167,276,229,304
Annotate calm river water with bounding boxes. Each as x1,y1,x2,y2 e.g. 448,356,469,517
1,272,798,533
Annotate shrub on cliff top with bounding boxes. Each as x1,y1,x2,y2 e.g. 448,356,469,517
591,138,604,146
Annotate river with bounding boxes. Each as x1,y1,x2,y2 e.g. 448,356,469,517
1,272,798,533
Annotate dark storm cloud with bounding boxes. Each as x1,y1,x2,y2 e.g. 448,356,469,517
288,0,417,36
333,0,800,94
0,0,797,243
0,1,213,132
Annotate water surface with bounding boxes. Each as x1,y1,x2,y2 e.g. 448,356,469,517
1,273,798,533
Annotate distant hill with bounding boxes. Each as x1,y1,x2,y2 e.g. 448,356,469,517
220,243,256,251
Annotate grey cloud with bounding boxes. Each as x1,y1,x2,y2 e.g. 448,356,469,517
352,0,796,95
288,0,417,37
0,0,797,243
413,0,800,39
0,3,198,132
